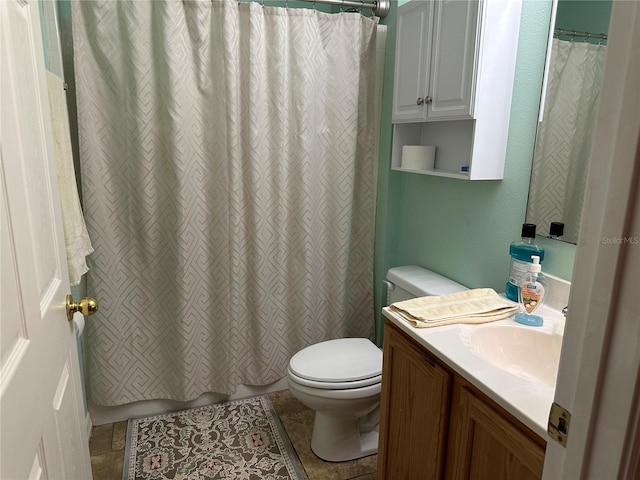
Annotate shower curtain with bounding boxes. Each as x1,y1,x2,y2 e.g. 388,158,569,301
527,39,607,243
72,0,377,405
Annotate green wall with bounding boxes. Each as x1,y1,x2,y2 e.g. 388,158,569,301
555,0,612,35
374,0,577,344
374,3,402,344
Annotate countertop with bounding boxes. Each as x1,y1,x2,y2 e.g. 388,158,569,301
382,305,565,439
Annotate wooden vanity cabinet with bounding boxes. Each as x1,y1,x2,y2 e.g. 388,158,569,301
377,320,452,479
377,321,547,480
446,377,546,480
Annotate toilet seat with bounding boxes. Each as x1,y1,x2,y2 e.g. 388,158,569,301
288,338,382,390
288,368,381,389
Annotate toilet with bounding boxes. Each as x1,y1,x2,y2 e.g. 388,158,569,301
286,265,468,462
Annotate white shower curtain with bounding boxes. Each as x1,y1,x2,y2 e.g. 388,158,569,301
527,39,607,243
72,0,377,405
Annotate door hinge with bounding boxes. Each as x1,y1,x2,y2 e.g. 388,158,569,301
548,402,571,447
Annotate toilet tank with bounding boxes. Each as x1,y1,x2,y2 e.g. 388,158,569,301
386,266,467,304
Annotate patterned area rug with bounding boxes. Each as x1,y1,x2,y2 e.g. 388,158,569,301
123,395,306,479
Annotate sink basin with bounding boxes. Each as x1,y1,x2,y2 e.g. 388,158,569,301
461,324,562,387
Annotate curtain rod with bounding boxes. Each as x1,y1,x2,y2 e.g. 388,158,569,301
554,28,608,40
298,0,389,18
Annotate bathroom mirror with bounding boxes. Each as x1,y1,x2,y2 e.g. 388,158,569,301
525,0,612,244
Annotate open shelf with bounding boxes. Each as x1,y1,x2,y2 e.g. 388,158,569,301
391,166,470,180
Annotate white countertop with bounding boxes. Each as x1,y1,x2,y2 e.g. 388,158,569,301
382,305,565,439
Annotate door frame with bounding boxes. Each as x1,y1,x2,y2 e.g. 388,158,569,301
542,1,640,478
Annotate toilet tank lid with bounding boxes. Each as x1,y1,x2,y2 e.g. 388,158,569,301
386,265,467,297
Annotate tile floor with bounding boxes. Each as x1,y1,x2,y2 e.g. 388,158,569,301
89,389,377,480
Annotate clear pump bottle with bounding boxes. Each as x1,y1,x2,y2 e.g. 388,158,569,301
515,255,548,327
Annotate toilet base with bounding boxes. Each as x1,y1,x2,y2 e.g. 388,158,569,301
310,405,380,462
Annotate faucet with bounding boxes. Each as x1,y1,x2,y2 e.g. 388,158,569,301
562,305,568,318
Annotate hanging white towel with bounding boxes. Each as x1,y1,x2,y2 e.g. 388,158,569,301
45,71,93,285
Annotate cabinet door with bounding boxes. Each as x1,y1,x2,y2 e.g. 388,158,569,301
428,0,479,121
445,378,546,480
391,0,434,123
377,322,451,480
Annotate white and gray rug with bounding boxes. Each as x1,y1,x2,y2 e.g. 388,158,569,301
123,395,306,479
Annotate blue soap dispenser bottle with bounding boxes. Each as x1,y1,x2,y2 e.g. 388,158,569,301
515,255,548,327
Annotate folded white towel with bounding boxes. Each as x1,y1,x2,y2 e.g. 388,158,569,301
390,288,518,328
46,71,93,286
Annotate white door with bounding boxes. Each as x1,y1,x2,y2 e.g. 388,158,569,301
1,1,92,479
542,1,640,478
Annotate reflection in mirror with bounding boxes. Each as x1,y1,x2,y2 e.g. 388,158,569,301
526,0,612,244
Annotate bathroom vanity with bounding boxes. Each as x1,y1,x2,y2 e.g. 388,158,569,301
376,309,564,479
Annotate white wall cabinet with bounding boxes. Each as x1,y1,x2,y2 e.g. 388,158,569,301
393,0,479,123
391,0,523,180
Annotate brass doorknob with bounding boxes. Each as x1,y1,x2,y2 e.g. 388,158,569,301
66,294,99,322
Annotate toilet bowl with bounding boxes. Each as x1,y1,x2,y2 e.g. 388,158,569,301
287,338,382,462
287,266,468,462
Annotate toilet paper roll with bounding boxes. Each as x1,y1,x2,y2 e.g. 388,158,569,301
401,145,436,170
73,311,85,335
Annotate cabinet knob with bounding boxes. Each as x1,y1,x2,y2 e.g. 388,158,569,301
416,97,424,106
424,95,432,104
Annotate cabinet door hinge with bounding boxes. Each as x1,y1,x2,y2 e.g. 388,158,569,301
548,402,571,447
